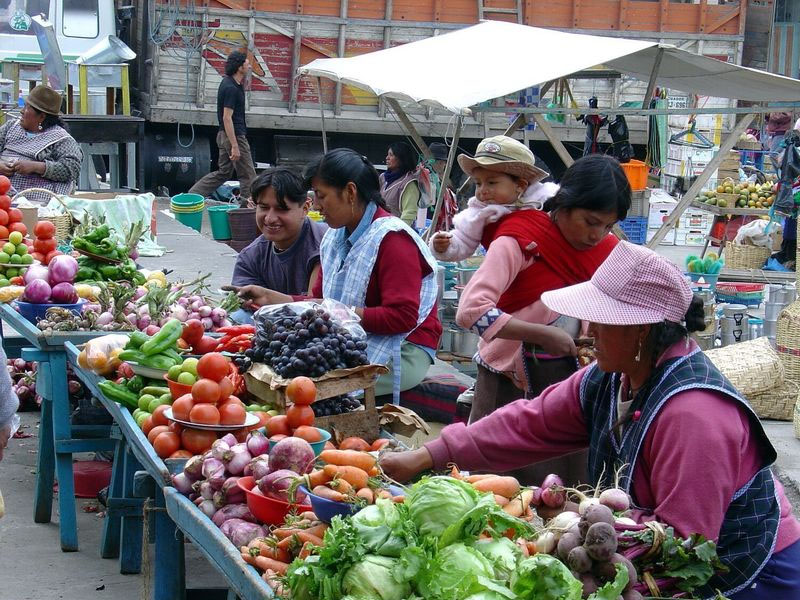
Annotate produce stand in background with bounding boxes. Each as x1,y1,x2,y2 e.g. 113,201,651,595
0,302,115,552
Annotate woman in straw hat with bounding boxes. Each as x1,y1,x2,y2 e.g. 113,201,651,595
0,84,82,200
382,241,800,599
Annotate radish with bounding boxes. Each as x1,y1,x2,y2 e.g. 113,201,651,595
534,531,556,554
599,488,630,512
268,437,315,474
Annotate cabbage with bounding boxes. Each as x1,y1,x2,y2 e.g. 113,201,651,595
472,537,523,580
510,554,582,600
351,498,409,557
419,542,498,600
341,555,410,600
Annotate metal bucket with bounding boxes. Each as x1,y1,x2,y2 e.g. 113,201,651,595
75,35,136,64
764,318,777,338
722,304,748,327
764,302,784,321
450,327,480,357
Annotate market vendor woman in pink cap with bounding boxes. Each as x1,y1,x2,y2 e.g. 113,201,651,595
381,241,800,599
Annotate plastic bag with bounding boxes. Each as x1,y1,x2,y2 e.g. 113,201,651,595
253,299,366,341
775,132,800,214
733,219,781,248
78,334,130,375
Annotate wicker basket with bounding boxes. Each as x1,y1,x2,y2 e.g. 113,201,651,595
11,188,73,241
794,395,800,438
724,242,771,270
776,300,800,381
704,337,784,398
748,379,799,421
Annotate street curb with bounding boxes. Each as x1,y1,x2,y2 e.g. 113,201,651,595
775,465,800,519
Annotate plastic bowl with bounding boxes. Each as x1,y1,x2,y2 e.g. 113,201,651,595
15,298,86,323
164,374,193,399
268,427,331,457
300,484,406,524
238,476,312,525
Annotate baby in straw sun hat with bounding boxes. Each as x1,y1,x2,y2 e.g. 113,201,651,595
430,135,559,261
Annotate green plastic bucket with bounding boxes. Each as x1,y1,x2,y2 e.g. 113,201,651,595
174,207,204,232
208,205,236,240
171,193,204,207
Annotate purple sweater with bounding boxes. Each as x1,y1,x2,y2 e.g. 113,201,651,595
426,340,800,553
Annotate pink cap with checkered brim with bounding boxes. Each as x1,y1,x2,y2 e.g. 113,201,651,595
541,241,693,326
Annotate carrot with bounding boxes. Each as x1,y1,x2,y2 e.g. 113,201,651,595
307,469,332,488
473,476,520,498
241,550,258,567
356,487,375,504
464,473,496,483
323,464,370,489
368,466,379,477
526,541,538,556
449,464,463,479
254,556,289,575
259,544,291,563
493,494,510,506
503,488,534,517
319,449,376,471
277,530,324,550
298,541,315,560
312,485,346,502
303,523,329,539
273,527,300,540
392,495,405,503
377,489,392,500
326,478,354,495
300,511,318,521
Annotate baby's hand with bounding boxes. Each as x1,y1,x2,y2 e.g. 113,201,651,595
432,232,452,254
525,241,538,252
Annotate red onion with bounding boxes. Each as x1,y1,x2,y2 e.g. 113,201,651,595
202,457,226,490
541,485,566,508
211,503,256,527
223,443,251,476
23,279,51,304
183,454,205,481
48,255,79,285
220,476,244,505
23,264,50,285
258,469,305,503
220,433,238,447
248,456,270,482
193,480,215,501
246,430,269,457
211,439,231,461
219,519,265,548
171,472,195,496
197,499,216,518
50,282,78,304
530,485,542,507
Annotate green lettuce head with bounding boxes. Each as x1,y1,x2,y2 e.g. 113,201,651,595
472,537,523,580
510,553,583,600
342,555,411,600
350,498,409,558
419,542,498,599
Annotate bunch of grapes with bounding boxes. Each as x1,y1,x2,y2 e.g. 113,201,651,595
248,306,369,378
311,394,362,417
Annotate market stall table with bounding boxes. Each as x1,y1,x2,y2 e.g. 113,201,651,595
0,302,117,552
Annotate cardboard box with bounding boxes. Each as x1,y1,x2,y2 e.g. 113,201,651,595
648,201,678,229
679,212,712,231
675,230,706,246
647,227,676,245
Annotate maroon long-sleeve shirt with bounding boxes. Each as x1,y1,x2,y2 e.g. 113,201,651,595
297,207,441,351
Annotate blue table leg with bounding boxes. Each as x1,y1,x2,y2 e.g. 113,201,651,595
154,486,185,600
100,430,125,559
120,448,144,574
33,365,55,524
49,351,80,551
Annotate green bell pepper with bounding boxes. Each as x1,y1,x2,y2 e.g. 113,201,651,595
140,319,183,356
98,380,139,410
125,375,145,394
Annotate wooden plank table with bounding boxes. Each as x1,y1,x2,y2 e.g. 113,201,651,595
0,303,117,552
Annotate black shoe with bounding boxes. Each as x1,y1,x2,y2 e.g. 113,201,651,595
97,486,109,507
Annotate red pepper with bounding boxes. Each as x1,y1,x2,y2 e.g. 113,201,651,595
215,325,254,335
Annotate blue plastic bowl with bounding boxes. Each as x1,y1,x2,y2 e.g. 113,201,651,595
15,298,86,323
268,427,331,457
299,484,405,524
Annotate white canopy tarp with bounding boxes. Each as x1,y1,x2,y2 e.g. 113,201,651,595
299,20,800,114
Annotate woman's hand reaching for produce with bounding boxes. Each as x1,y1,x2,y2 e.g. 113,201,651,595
379,447,434,483
222,285,293,309
431,232,452,254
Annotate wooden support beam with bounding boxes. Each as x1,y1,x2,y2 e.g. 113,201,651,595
385,97,432,160
705,7,739,35
196,13,208,108
646,113,756,248
426,117,462,241
659,0,668,32
255,18,335,58
504,113,528,136
531,114,574,167
642,48,664,109
246,16,255,111
317,77,328,154
334,0,348,116
288,21,302,113
378,0,393,118
618,0,628,31
699,0,708,33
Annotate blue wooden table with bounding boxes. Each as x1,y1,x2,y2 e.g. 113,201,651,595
0,302,117,552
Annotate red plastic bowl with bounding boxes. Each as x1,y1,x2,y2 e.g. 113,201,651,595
237,476,312,525
164,374,192,399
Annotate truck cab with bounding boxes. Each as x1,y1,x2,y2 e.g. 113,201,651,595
0,0,116,62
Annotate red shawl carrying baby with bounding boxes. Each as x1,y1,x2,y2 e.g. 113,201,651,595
481,210,618,314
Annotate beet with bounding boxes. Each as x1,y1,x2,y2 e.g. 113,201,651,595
584,522,618,562
568,546,593,573
258,469,306,503
578,573,599,599
557,532,582,561
580,503,616,538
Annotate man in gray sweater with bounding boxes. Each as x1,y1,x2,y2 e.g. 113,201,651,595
0,345,19,461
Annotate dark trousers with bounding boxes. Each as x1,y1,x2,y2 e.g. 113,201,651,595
189,130,256,199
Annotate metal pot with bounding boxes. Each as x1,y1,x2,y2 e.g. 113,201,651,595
450,327,480,357
764,302,783,321
722,304,748,327
763,318,777,338
456,267,479,286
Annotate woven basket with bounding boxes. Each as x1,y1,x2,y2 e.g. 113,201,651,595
794,396,800,438
724,242,771,270
11,188,73,241
748,379,799,421
776,300,800,381
704,337,784,397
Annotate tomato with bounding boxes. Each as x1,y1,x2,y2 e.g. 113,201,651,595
371,438,391,452
44,250,62,265
9,276,23,286
169,450,193,459
251,411,270,430
196,353,230,382
168,422,183,435
269,434,288,444
286,376,317,406
218,395,243,408
147,425,170,444
191,378,221,404
0,176,10,195
152,404,171,427
181,429,217,454
141,415,155,435
0,196,9,211
171,394,194,421
0,226,8,240
8,222,26,236
265,415,291,437
293,425,322,443
7,208,22,224
189,403,220,425
31,251,45,263
33,221,56,239
0,210,8,226
153,432,181,458
286,404,315,430
339,437,371,452
217,376,233,401
219,402,246,425
33,237,57,254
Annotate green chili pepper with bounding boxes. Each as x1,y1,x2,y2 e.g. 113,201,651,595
127,331,149,349
140,386,170,398
118,349,147,363
125,375,145,394
138,353,179,370
98,380,139,410
83,225,110,243
140,319,183,356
